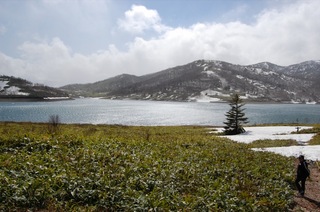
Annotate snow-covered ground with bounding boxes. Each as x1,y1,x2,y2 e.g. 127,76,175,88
253,145,320,161
214,126,320,161
4,86,29,96
218,126,314,144
189,89,228,102
0,80,9,91
0,80,29,96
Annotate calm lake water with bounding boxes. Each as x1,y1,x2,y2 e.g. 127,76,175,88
0,98,319,126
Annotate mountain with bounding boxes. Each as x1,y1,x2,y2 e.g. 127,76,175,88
61,74,141,97
0,75,70,101
61,60,320,103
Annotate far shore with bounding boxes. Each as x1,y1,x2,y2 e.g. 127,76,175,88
0,96,73,102
0,96,319,105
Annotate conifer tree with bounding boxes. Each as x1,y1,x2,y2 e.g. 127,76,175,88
224,94,249,135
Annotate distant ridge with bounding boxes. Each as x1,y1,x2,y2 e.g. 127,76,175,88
61,59,320,103
0,75,70,101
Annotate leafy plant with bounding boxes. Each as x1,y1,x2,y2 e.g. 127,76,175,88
309,134,320,145
292,125,320,145
0,123,295,211
247,139,299,148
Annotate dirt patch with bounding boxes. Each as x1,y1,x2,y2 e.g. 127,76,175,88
292,161,320,211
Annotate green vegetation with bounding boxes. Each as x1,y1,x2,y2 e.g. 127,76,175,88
0,123,295,211
224,94,249,135
292,125,320,145
309,133,320,145
247,139,299,148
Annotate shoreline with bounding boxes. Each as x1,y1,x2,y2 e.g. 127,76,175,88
101,97,319,105
0,96,73,102
0,96,318,104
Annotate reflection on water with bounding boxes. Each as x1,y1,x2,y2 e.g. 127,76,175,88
0,98,319,126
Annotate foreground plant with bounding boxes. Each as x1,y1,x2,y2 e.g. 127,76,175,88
0,123,294,211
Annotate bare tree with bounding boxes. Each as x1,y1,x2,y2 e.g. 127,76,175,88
48,114,61,134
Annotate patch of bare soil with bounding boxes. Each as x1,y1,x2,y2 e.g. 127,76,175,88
292,161,320,212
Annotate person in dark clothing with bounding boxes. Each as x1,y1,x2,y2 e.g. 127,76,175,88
295,155,310,196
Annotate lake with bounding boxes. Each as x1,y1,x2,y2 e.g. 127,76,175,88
0,98,319,126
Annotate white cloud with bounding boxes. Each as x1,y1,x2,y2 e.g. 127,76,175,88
18,38,70,61
0,52,26,77
121,0,320,66
1,0,320,87
118,4,170,34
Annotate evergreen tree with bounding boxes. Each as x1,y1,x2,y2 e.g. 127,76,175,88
224,94,249,135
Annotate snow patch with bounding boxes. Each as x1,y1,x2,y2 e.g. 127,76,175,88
255,68,262,74
262,71,277,76
43,97,70,100
2,86,29,96
0,80,30,96
201,90,229,97
0,80,9,91
290,100,301,104
217,126,314,144
244,93,259,99
189,89,228,102
253,146,320,161
306,101,317,105
202,70,215,76
213,126,319,160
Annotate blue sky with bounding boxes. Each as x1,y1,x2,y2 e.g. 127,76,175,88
0,0,319,86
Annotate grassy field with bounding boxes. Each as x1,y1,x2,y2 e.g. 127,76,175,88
297,124,320,145
0,122,308,211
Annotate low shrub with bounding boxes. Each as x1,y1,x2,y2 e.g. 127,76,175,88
0,123,295,211
247,139,299,148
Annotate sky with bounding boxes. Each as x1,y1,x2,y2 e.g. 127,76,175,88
0,0,320,87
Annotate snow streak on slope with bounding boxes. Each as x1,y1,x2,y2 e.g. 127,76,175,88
0,80,29,96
